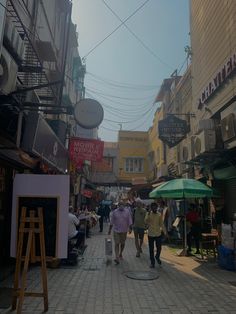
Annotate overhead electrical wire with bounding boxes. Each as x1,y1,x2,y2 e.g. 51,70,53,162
83,0,151,59
86,72,160,90
101,0,174,70
86,86,155,102
86,73,160,93
85,90,156,122
85,89,156,109
85,90,155,118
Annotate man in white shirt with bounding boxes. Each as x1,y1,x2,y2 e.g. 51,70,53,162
68,206,85,249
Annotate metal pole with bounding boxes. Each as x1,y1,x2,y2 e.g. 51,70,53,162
16,111,23,148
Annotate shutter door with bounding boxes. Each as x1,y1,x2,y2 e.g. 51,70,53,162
226,178,236,223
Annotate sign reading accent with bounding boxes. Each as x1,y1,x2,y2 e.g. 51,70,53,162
158,115,188,148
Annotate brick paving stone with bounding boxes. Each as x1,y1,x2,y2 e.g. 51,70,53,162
1,223,236,313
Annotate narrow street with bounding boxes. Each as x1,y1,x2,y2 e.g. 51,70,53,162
1,223,236,314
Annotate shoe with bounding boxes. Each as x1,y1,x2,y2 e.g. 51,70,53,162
114,259,120,265
139,248,143,253
155,255,162,265
136,252,140,257
149,264,155,268
195,250,200,254
119,254,123,260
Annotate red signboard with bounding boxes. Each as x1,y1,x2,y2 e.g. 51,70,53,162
69,137,104,166
81,189,93,198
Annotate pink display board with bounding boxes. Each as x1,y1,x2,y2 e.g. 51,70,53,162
11,174,70,258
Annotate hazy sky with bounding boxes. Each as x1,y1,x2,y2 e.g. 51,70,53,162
72,0,190,142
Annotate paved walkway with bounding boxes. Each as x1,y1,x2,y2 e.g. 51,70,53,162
1,223,236,314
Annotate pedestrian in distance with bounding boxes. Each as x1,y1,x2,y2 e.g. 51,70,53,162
68,206,85,250
97,204,105,232
132,198,147,257
108,200,133,265
145,202,165,268
186,204,201,255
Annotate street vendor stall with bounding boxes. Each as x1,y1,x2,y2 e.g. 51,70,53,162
149,178,213,256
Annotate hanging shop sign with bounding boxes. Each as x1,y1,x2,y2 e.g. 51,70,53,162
74,98,104,129
69,137,104,166
81,189,93,198
198,52,236,108
21,113,68,173
158,115,188,148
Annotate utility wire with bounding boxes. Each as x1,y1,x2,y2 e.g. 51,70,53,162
86,86,155,101
83,0,151,59
86,90,155,109
87,75,159,91
87,71,159,89
102,0,174,70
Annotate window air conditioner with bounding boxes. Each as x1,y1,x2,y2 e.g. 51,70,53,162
182,146,189,162
221,113,236,142
193,129,216,157
0,47,18,95
25,90,41,104
4,18,25,60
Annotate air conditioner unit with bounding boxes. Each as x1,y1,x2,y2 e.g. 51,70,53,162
193,130,216,157
0,47,18,95
25,90,41,104
221,113,236,142
157,164,168,177
177,162,188,176
181,145,189,162
198,119,215,133
4,18,25,60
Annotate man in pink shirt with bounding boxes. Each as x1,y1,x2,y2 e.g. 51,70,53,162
108,200,133,264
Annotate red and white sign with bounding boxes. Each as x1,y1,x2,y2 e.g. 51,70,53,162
69,137,104,166
81,189,93,198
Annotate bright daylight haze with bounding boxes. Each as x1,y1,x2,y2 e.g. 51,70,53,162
72,0,190,142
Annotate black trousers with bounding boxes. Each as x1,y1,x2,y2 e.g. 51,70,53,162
70,230,85,249
148,235,162,265
99,216,104,232
187,224,200,251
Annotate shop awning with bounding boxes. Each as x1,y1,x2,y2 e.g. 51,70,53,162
213,165,236,180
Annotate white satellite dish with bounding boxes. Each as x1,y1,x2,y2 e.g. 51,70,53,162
74,98,104,129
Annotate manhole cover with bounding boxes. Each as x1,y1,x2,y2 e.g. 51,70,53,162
124,271,159,280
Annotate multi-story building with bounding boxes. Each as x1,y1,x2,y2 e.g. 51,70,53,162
148,105,167,181
0,0,84,271
117,130,149,186
190,0,236,222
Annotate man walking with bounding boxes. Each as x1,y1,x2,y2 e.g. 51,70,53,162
132,198,146,257
108,200,133,265
145,202,164,268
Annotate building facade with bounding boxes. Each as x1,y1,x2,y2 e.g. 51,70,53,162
117,130,149,185
0,0,84,270
190,0,236,222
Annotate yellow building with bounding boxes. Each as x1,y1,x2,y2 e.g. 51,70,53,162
147,105,167,181
117,130,149,185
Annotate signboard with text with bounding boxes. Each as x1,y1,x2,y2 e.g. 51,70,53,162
69,137,104,167
158,115,188,148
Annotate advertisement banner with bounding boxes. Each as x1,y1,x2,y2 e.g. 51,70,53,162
69,137,104,165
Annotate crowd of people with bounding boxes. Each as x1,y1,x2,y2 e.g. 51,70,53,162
67,198,209,268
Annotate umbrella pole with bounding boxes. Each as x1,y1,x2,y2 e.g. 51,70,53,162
177,199,188,256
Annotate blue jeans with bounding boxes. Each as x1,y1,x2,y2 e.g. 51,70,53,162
148,235,162,265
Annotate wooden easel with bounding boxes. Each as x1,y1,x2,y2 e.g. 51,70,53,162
12,207,48,313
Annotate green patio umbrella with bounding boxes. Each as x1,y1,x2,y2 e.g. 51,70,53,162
149,178,213,256
149,178,213,199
